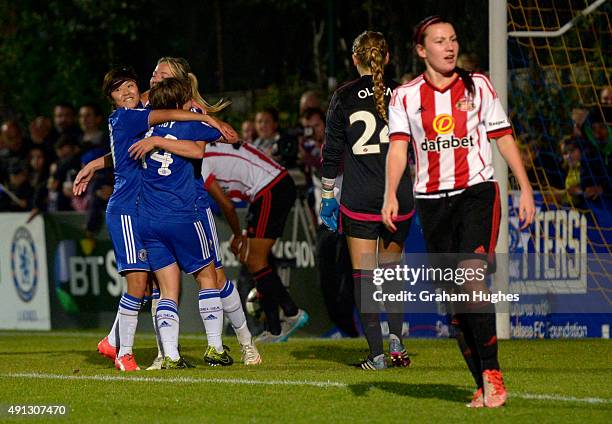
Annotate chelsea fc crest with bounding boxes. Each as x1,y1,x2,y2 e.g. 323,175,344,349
11,226,38,302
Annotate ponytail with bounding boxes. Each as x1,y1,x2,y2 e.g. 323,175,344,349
187,72,231,113
369,47,388,122
454,67,475,97
352,31,389,122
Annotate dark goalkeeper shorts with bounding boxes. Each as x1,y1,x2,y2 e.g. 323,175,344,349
340,205,415,247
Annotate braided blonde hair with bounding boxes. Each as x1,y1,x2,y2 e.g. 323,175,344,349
352,31,389,122
156,57,231,113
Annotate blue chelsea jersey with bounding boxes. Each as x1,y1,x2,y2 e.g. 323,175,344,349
107,108,152,214
139,121,221,222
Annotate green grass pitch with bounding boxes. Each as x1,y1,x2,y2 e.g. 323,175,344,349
0,332,610,423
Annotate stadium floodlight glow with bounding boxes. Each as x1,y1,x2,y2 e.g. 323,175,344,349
508,0,608,38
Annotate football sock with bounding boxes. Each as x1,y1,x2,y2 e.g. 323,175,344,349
156,299,180,361
199,289,224,352
453,314,483,387
117,293,141,357
354,270,384,357
464,311,500,371
220,280,252,345
253,266,282,335
151,288,162,357
381,261,405,342
107,312,119,347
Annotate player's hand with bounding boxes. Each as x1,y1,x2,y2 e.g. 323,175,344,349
208,118,238,143
129,136,163,159
518,188,536,230
73,165,95,196
230,233,247,257
381,195,399,233
319,193,339,232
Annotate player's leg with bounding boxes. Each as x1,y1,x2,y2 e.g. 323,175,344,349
147,276,164,370
99,212,149,371
153,263,188,368
245,237,286,338
215,266,261,364
200,206,260,363
168,218,231,366
345,230,386,370
456,181,506,408
250,176,308,341
378,225,411,367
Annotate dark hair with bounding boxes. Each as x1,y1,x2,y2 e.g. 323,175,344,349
7,158,26,175
53,102,76,112
148,77,192,110
79,102,103,117
257,107,279,123
301,107,325,123
54,133,78,151
102,66,139,100
413,16,475,97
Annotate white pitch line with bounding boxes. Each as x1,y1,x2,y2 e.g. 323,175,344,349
2,373,611,404
513,392,612,404
2,372,346,388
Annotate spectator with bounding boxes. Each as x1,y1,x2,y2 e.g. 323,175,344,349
241,118,257,142
457,52,481,72
1,120,31,182
28,116,55,161
299,90,322,115
600,86,612,106
581,108,611,200
78,103,107,151
0,159,33,212
399,73,416,84
559,138,583,206
253,107,298,168
27,146,50,216
80,148,113,235
50,102,82,145
48,134,81,211
1,120,30,158
298,107,325,178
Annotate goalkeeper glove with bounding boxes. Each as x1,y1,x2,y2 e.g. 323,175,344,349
319,190,339,232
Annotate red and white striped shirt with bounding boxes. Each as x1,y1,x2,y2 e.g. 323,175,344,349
388,73,512,194
201,142,287,202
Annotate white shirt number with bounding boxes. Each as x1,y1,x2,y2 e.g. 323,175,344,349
349,110,389,155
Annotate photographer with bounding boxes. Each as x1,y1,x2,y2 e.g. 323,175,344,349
253,107,298,168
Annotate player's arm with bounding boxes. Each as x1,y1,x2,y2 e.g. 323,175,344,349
382,140,409,232
73,153,113,196
320,93,345,185
129,137,205,160
206,178,246,258
148,110,238,142
382,88,412,231
495,134,535,229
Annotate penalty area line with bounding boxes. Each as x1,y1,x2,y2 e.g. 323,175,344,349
2,373,611,404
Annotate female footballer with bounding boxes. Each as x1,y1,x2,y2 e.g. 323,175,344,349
382,16,535,407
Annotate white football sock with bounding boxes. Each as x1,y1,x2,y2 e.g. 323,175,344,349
107,311,119,347
150,288,162,357
220,280,251,345
156,299,180,361
117,293,142,357
199,289,224,352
